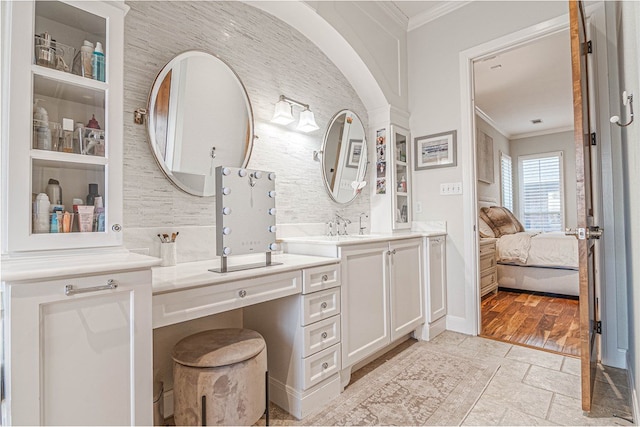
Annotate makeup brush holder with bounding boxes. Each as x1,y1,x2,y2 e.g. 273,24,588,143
160,242,177,267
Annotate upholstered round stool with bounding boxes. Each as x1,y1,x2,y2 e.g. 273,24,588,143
172,328,267,426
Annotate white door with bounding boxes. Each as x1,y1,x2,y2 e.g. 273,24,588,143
5,271,152,425
426,236,447,323
389,238,424,341
340,243,390,368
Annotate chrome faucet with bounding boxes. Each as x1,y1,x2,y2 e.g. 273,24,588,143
335,213,351,235
358,212,368,235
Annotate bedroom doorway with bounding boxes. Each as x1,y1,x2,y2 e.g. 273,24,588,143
471,26,584,357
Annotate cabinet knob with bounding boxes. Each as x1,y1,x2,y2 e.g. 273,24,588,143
321,274,328,282
322,362,329,370
238,290,247,298
321,332,328,339
111,224,122,232
392,249,397,255
320,302,328,309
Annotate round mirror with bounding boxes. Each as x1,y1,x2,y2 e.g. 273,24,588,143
147,51,254,196
321,110,368,204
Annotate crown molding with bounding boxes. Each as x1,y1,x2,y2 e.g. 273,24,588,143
408,1,472,32
377,2,409,30
510,125,575,140
474,106,511,139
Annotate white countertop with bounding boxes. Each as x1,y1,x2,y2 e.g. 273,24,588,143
152,253,338,295
278,230,446,246
1,249,161,282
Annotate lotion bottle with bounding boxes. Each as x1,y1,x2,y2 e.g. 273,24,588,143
91,42,105,82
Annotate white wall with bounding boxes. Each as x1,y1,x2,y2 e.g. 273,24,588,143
613,0,640,416
309,1,409,112
407,1,568,331
510,131,577,229
476,115,510,205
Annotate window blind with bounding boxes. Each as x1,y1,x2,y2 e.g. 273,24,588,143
500,152,513,212
519,152,564,232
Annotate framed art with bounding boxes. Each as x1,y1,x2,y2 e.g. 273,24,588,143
347,139,363,168
477,130,494,184
414,130,457,170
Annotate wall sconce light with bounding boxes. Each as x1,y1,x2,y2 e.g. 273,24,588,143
270,95,319,132
610,91,634,127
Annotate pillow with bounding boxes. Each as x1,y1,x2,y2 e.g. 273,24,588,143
481,206,522,237
503,208,525,232
478,217,495,238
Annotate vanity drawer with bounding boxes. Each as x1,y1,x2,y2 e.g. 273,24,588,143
302,343,340,390
302,264,340,294
302,314,341,358
152,270,301,328
479,253,496,272
301,287,340,326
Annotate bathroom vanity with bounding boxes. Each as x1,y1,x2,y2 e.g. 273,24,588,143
280,231,447,390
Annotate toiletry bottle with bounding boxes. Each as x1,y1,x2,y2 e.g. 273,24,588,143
61,118,74,153
33,99,52,151
86,183,100,206
73,122,83,154
400,175,406,192
72,40,93,78
93,196,105,232
91,42,105,82
50,207,62,233
33,193,50,233
46,178,62,205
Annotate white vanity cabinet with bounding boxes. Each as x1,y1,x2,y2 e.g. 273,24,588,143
2,269,153,426
2,0,127,252
243,263,342,419
338,237,424,384
421,234,447,340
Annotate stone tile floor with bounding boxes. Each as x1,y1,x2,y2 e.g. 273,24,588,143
264,332,634,426
171,332,635,426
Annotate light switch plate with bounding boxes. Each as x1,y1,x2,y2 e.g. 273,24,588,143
440,182,463,195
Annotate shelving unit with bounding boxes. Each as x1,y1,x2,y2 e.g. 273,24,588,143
391,125,411,229
3,0,126,252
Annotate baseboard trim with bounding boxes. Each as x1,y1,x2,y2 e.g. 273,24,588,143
446,314,475,335
420,317,446,341
626,350,639,424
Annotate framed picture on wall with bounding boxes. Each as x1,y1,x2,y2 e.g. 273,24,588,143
347,139,363,168
477,130,494,184
414,130,457,170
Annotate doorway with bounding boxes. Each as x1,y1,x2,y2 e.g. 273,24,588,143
470,30,581,357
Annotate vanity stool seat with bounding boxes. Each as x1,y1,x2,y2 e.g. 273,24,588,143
172,328,267,426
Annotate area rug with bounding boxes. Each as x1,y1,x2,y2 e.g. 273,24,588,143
303,341,499,426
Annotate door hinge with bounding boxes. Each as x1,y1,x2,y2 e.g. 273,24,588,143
591,132,597,146
584,40,593,54
595,320,602,334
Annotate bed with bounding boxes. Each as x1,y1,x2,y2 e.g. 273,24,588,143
478,202,579,297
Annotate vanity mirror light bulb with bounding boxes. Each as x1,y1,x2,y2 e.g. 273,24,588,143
268,173,276,181
222,207,232,215
268,191,276,198
268,243,279,251
222,167,231,176
268,225,277,232
238,169,247,177
222,227,231,235
222,247,232,255
268,208,276,215
253,171,262,179
222,187,231,195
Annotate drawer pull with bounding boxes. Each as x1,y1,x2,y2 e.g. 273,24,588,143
65,279,117,296
238,290,247,298
321,332,328,339
320,302,328,309
322,362,329,370
321,274,328,282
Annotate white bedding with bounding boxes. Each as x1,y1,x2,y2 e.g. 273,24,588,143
496,231,578,269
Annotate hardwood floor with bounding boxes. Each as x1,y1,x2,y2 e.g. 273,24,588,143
481,289,580,356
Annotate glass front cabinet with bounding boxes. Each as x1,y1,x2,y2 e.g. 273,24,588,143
391,125,411,229
3,0,127,252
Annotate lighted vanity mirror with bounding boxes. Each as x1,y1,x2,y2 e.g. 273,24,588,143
321,110,368,204
146,50,254,196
